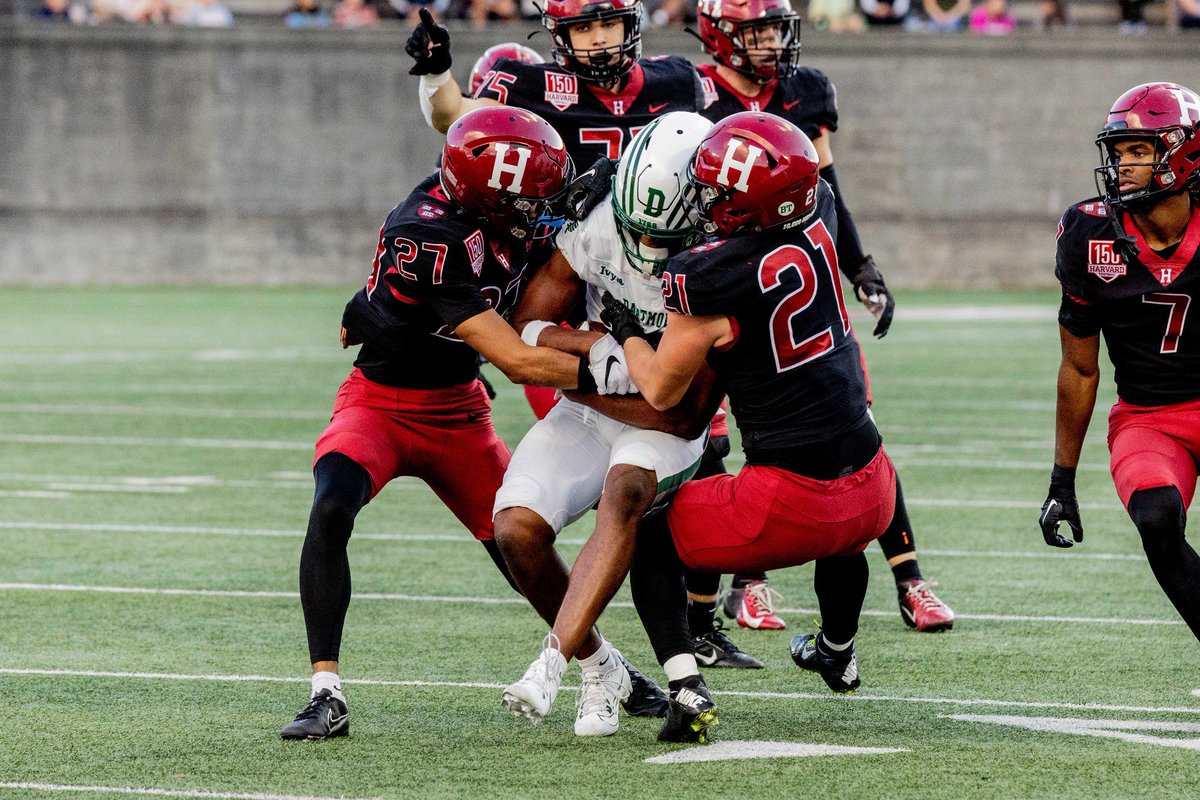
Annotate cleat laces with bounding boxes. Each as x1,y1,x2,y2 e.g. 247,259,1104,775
744,581,784,618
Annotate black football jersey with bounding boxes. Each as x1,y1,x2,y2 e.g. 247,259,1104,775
697,63,838,142
341,175,541,389
474,56,705,168
661,183,868,458
1056,198,1200,406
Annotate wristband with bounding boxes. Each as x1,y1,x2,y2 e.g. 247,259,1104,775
418,72,453,127
576,356,597,393
1049,464,1077,492
520,320,556,348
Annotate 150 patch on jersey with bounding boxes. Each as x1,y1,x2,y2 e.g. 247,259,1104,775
464,230,486,276
1087,240,1126,283
545,72,579,111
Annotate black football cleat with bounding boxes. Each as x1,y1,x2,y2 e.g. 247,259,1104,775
280,689,349,740
658,677,718,744
694,619,764,669
790,632,861,694
617,652,670,718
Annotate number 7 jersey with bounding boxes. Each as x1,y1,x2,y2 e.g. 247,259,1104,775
661,182,867,454
1055,198,1200,406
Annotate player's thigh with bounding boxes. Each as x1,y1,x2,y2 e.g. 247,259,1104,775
608,426,707,511
1109,422,1199,509
493,399,611,533
314,378,410,499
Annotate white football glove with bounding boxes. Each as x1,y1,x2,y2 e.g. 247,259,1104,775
588,334,638,395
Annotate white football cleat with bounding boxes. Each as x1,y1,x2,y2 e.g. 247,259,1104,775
503,639,567,725
574,652,631,737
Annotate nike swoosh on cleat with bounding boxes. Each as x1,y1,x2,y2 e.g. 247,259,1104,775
648,102,669,113
694,649,719,667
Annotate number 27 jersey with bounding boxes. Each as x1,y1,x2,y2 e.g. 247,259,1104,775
661,183,866,454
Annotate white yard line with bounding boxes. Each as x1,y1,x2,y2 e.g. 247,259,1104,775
0,434,311,451
0,403,323,421
0,582,1181,626
0,519,1140,555
1,667,1197,716
0,782,377,800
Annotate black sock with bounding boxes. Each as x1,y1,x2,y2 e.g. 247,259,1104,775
891,559,923,585
687,598,717,637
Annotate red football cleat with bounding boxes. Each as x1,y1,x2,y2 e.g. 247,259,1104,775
898,579,955,632
732,579,787,630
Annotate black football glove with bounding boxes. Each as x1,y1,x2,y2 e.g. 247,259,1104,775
405,8,452,76
561,156,618,222
850,254,895,338
600,291,647,346
1039,464,1084,548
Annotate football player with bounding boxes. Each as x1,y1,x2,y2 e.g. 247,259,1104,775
1040,82,1200,643
279,107,639,740
688,0,954,637
405,0,705,169
467,42,542,97
598,112,898,742
494,113,729,737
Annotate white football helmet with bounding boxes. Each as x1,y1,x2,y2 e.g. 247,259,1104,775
611,112,713,275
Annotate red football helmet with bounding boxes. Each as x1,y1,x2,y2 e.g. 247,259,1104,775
688,111,820,237
441,107,573,240
1095,82,1200,211
697,0,802,83
541,0,642,85
468,43,542,96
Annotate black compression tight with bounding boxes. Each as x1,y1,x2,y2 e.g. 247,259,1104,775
814,552,870,645
300,453,373,664
1128,486,1200,642
631,513,694,666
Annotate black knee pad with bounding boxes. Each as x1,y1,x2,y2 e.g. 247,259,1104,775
1129,486,1186,551
308,453,372,548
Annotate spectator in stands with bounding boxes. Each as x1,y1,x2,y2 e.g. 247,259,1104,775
809,0,866,30
176,0,233,26
466,0,516,26
648,0,690,26
38,0,71,18
969,0,1016,32
917,0,971,30
333,0,379,26
1176,0,1200,26
286,0,331,25
859,0,911,25
1040,0,1067,26
388,0,447,24
1117,0,1150,32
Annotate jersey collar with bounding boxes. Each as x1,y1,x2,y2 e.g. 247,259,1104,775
699,63,777,112
1123,205,1200,285
585,63,645,114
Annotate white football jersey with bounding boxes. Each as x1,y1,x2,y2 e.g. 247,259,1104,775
556,193,668,334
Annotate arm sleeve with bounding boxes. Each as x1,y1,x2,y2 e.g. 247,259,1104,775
1058,291,1102,339
819,163,867,276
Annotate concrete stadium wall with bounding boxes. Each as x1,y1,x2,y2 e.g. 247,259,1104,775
2,21,1198,287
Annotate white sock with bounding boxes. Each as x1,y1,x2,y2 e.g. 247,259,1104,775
312,670,345,702
820,634,853,652
663,653,699,683
577,639,613,673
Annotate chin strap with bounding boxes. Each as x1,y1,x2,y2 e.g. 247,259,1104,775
1108,204,1140,261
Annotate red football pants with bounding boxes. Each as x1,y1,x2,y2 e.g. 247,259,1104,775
1108,396,1200,509
666,450,897,573
314,368,510,541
